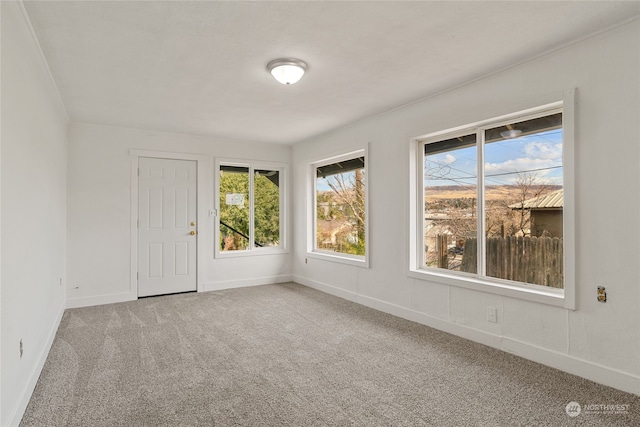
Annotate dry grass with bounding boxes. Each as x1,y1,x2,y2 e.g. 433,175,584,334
425,185,560,202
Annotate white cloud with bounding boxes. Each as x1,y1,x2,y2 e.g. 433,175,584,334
485,141,562,184
523,141,562,160
443,154,456,164
485,157,557,176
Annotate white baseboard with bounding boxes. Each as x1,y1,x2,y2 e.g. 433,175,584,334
66,291,136,309
203,274,293,292
65,275,294,308
293,275,640,397
500,338,640,398
9,300,65,427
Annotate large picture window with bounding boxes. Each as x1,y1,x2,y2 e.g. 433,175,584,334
309,149,368,266
413,98,574,305
216,160,285,256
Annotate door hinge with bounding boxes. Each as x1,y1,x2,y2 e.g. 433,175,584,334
137,272,139,281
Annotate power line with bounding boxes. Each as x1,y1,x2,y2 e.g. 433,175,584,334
486,165,562,178
425,164,562,181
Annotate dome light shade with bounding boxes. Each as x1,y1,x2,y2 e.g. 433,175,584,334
267,58,308,85
500,129,522,139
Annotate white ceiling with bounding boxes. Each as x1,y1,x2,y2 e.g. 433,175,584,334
23,1,640,144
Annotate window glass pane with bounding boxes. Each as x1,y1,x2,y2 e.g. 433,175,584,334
424,134,478,272
316,157,365,256
254,169,280,248
484,112,563,288
219,165,250,251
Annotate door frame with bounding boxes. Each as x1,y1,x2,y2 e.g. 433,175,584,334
129,150,208,299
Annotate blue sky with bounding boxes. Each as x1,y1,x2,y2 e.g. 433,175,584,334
425,129,563,188
316,171,358,193
316,176,332,192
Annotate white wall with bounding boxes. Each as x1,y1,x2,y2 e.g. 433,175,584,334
1,2,69,425
66,123,292,307
292,21,640,395
2,9,637,427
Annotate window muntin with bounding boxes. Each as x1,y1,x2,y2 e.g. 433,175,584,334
312,152,367,261
421,108,564,289
217,161,284,255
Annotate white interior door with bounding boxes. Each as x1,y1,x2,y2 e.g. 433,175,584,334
138,158,197,297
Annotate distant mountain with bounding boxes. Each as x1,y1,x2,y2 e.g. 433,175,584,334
425,185,562,201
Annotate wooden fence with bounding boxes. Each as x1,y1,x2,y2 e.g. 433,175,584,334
456,235,563,288
435,234,449,270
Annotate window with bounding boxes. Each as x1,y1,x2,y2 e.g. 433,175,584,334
309,149,368,266
216,160,285,256
412,96,574,307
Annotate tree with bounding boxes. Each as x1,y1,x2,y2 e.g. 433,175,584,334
219,170,281,250
219,171,250,250
485,172,550,238
318,169,366,255
254,173,280,246
424,161,556,270
510,172,548,237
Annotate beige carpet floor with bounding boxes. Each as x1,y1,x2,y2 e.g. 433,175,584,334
21,282,639,426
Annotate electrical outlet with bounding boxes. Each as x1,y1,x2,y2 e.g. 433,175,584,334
487,307,498,323
597,286,607,303
20,339,23,358
59,278,62,286
305,258,308,264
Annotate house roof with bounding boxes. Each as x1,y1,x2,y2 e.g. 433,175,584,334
510,189,563,210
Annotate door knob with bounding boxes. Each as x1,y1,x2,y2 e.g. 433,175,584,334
190,230,196,236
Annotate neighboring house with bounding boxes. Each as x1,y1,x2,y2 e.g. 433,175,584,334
317,220,355,248
318,202,331,218
510,189,564,238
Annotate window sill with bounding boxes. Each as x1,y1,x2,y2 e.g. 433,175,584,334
408,268,571,309
215,247,288,259
307,250,369,268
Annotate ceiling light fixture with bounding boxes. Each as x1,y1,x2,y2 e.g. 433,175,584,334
500,129,522,139
267,58,308,85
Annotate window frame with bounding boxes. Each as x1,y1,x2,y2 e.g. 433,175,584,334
307,146,370,268
409,91,575,309
214,158,288,258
